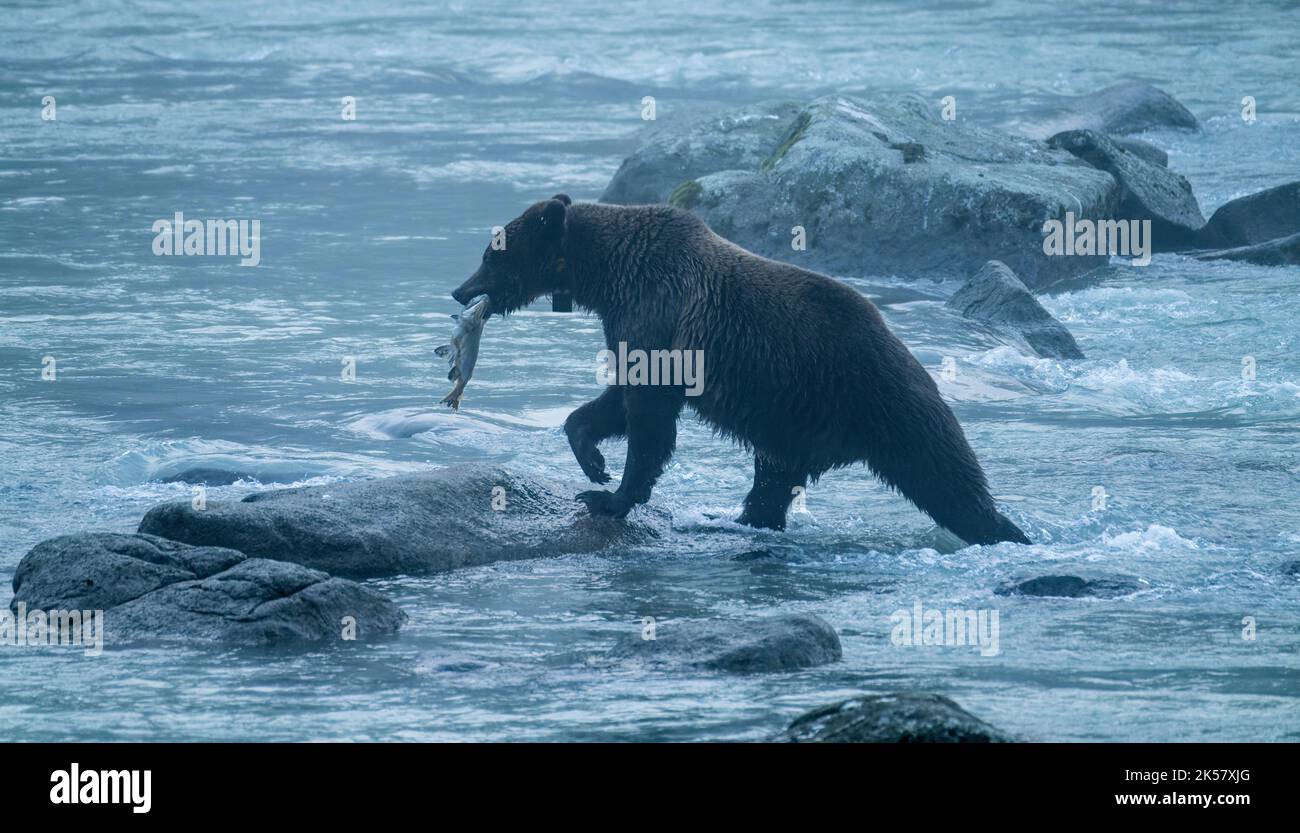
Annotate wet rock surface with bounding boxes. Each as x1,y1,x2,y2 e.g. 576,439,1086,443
776,692,1013,743
10,533,405,644
600,101,804,206
1196,231,1300,267
947,260,1085,359
1026,81,1199,138
607,613,842,673
1197,181,1300,248
995,574,1143,598
139,465,664,579
1047,128,1204,250
604,94,1118,287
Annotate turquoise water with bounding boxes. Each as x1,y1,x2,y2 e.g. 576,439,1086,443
1,0,1298,741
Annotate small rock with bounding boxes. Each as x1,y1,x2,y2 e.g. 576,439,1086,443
608,613,841,673
1198,182,1300,248
995,574,1142,598
10,533,405,644
1195,231,1300,267
1047,129,1204,250
776,693,1013,743
947,261,1084,359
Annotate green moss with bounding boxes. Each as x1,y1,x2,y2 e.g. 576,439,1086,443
760,111,811,173
668,179,703,210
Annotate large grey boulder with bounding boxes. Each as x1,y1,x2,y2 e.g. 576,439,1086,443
603,95,1118,288
10,533,405,644
1026,82,1199,139
601,102,804,206
139,466,663,579
607,613,842,673
1047,129,1204,250
776,693,1013,743
1195,231,1300,267
1198,182,1300,248
947,261,1084,359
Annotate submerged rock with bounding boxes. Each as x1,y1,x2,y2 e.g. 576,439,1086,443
995,574,1142,598
1197,182,1300,248
1028,82,1199,138
10,533,405,644
947,261,1084,359
604,94,1117,288
776,692,1013,743
139,465,663,579
608,613,841,673
1047,129,1204,250
1195,231,1300,267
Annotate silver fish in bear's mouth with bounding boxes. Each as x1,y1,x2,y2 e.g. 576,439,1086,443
434,294,491,410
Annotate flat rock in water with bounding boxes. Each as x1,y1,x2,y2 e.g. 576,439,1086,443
1197,182,1300,248
1047,129,1204,250
1026,82,1199,138
603,94,1118,288
10,533,405,644
947,261,1084,359
995,574,1142,598
607,613,842,673
139,465,663,579
776,693,1013,743
1195,231,1300,267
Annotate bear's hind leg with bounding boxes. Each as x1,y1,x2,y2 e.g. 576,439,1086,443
565,386,627,484
737,455,807,531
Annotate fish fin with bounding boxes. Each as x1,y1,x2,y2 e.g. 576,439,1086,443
447,368,458,382
434,344,450,357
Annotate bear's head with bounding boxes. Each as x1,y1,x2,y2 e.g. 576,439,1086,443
451,194,570,315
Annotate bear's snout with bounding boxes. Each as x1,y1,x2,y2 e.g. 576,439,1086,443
452,268,490,306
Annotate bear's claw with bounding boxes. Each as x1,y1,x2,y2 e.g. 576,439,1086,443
576,490,631,519
572,441,610,484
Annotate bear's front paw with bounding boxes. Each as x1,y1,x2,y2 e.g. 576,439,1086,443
576,490,631,519
573,443,611,485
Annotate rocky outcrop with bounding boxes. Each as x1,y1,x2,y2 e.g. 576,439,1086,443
1026,82,1199,138
601,102,804,206
776,693,1013,743
1195,231,1300,267
1047,129,1204,250
138,466,664,579
607,613,842,673
995,574,1142,598
947,261,1084,359
10,533,405,644
1197,182,1300,248
603,94,1118,288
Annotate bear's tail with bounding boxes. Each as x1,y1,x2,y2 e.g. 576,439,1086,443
860,371,1031,547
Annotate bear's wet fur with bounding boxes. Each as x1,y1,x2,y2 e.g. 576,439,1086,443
453,195,1030,546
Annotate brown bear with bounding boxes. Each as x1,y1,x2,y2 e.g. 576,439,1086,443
452,194,1030,545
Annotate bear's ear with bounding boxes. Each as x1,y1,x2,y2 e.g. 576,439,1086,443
540,197,567,242
550,193,571,206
